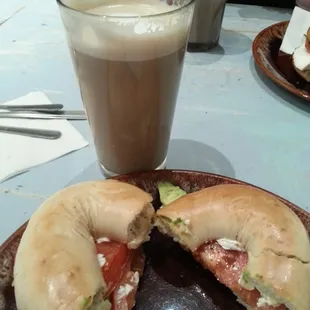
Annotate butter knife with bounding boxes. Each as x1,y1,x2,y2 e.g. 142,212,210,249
0,126,62,139
0,110,87,120
0,103,64,112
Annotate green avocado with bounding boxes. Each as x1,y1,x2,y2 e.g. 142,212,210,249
81,296,92,309
98,299,112,310
82,297,112,310
158,182,187,206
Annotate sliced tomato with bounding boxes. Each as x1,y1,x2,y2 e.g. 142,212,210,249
96,241,145,310
194,242,287,310
111,271,138,310
96,241,131,297
111,264,138,309
111,248,145,310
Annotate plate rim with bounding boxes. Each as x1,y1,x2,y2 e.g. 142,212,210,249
252,20,310,101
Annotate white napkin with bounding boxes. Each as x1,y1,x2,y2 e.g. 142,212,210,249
280,6,310,55
0,92,89,183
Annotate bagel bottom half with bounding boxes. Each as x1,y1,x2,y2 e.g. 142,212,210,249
13,179,155,310
155,183,310,310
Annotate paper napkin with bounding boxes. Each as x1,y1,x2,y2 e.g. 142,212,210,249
0,92,89,183
280,6,310,55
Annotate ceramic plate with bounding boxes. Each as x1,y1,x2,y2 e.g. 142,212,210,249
1,170,309,310
252,21,310,101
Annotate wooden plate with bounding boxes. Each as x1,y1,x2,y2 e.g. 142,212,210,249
1,170,309,310
252,21,310,101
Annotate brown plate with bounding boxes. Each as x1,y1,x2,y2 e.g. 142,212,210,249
252,21,310,101
1,170,309,310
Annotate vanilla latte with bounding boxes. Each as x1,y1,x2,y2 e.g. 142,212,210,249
58,0,195,175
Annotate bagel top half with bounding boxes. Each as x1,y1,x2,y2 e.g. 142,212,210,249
155,184,310,310
13,179,154,310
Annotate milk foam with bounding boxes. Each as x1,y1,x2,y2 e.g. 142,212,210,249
61,0,191,61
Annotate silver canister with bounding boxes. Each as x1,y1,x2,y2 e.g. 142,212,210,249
188,0,227,51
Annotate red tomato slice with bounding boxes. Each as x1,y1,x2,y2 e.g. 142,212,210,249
96,241,131,297
111,248,145,310
111,270,139,310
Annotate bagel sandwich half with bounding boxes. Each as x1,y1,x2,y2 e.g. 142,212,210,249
293,27,310,82
13,180,155,310
155,183,310,310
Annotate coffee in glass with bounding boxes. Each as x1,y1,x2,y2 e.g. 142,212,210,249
57,0,195,176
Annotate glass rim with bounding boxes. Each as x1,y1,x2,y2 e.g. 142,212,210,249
56,0,195,19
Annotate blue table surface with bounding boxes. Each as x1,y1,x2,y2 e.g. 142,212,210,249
0,1,308,244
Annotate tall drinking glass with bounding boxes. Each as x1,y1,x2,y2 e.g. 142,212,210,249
188,0,226,51
57,0,195,176
296,0,310,10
